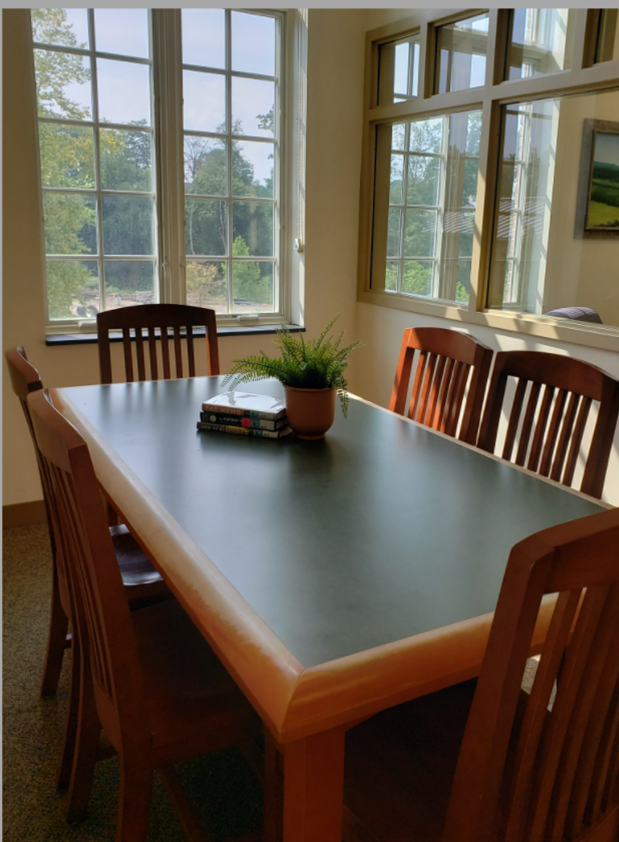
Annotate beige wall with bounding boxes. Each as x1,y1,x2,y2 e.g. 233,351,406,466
2,8,367,508
545,89,619,325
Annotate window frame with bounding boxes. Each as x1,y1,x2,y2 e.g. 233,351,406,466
31,7,306,335
357,8,619,353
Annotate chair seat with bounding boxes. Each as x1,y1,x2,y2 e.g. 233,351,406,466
344,680,477,842
131,600,261,766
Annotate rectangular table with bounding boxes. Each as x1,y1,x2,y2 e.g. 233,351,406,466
53,377,606,841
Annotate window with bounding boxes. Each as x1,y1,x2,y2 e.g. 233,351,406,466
359,9,619,345
31,7,304,332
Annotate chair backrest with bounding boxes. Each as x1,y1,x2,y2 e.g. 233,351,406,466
27,388,149,754
389,327,493,444
443,505,619,842
97,303,220,384
477,351,619,499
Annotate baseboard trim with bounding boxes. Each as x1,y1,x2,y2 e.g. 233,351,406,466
3,500,47,528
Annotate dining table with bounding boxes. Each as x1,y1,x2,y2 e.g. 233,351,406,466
52,375,607,842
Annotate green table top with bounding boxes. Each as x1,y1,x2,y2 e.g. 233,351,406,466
61,377,604,668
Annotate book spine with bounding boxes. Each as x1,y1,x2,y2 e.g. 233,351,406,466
197,422,286,439
200,412,280,431
200,402,283,421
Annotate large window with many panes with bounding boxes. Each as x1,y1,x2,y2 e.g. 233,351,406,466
361,8,619,339
31,7,300,331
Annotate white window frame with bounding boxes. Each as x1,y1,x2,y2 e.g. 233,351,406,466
32,8,307,335
357,8,619,353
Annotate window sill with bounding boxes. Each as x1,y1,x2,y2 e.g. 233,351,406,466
358,289,619,354
45,323,305,347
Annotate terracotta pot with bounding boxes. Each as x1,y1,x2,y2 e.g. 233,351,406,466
284,385,337,440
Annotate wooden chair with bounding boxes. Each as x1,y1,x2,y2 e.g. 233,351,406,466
4,347,171,791
27,387,261,840
389,328,493,444
344,505,619,842
97,303,220,384
477,351,619,499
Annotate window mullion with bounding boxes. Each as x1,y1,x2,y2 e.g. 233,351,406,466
152,9,184,305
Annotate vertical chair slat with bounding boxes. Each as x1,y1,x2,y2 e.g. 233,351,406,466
135,327,146,381
173,326,183,378
515,381,541,466
538,389,568,479
435,357,456,433
444,361,468,438
566,607,619,837
408,350,428,421
562,397,591,489
427,355,447,429
390,346,415,415
526,385,555,475
503,378,528,462
526,585,611,842
161,327,171,379
550,392,580,484
503,590,582,842
122,328,134,382
186,326,196,377
147,326,158,380
418,353,438,426
547,584,619,842
587,675,619,822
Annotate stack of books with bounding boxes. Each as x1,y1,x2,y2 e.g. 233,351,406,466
198,391,292,439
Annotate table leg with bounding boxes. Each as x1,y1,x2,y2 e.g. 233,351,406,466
280,727,346,842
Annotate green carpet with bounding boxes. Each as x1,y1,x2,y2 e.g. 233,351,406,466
2,524,263,841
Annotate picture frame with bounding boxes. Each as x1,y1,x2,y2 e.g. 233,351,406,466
576,118,619,238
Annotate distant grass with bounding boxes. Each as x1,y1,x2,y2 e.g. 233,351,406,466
586,200,619,229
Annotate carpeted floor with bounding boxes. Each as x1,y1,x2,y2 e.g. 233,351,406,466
2,523,263,842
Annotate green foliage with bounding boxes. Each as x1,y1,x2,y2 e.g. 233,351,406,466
229,236,270,303
222,315,363,417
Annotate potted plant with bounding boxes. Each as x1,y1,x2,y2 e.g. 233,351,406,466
222,315,362,439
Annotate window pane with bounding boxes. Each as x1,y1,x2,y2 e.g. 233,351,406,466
97,58,151,125
404,210,437,257
46,259,98,320
186,260,228,313
43,192,96,255
232,12,275,76
407,156,440,206
232,202,273,256
594,10,619,63
385,261,399,292
506,9,575,80
389,154,404,204
377,34,420,105
234,141,274,198
100,128,152,191
103,261,155,309
94,9,149,59
31,8,89,50
186,198,228,257
232,261,274,311
102,195,153,255
185,137,227,197
436,13,489,94
232,78,275,137
182,9,225,69
184,71,226,134
392,123,406,153
377,109,482,305
39,124,94,188
489,99,558,312
402,261,433,296
34,49,91,119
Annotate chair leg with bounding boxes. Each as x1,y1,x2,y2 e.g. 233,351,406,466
40,565,70,697
115,756,153,842
66,652,101,824
56,633,81,791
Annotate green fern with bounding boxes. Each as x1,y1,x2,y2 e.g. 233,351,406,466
222,315,362,417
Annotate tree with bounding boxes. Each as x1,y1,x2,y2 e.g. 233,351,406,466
228,235,270,304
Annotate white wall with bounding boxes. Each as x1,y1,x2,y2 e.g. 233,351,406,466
2,8,367,509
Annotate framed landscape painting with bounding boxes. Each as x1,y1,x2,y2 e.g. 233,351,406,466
582,120,619,234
